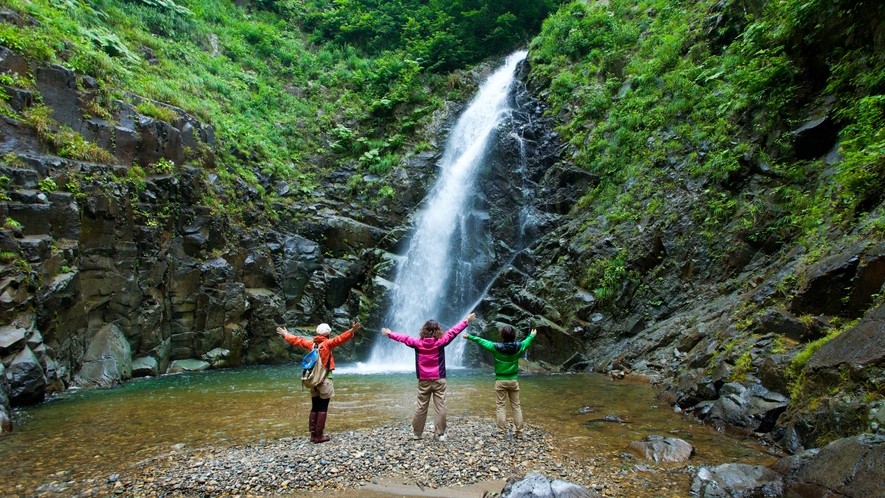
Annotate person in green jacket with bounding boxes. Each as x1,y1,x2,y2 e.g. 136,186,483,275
463,325,537,437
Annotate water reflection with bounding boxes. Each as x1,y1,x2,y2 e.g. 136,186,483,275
1,367,773,495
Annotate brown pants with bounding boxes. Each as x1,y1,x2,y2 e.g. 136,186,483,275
495,380,524,434
413,379,447,437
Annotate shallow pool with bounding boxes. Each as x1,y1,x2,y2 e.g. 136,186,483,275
0,366,774,495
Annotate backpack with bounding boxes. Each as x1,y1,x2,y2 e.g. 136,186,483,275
301,343,328,389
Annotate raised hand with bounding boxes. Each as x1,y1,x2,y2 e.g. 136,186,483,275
530,329,537,336
352,322,362,332
381,328,391,336
275,327,288,336
466,313,476,323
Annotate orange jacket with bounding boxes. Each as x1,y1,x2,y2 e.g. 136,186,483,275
283,329,354,371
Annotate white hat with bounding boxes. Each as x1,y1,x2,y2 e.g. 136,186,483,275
316,323,332,336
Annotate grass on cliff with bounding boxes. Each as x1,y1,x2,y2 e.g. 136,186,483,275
0,0,558,210
529,0,885,303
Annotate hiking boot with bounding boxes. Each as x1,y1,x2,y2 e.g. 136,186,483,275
312,412,331,443
308,412,318,439
411,433,423,440
437,434,446,442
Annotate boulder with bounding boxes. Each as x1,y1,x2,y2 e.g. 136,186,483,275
627,435,694,463
323,216,385,256
0,405,11,433
758,308,811,342
808,304,885,369
0,361,8,409
550,480,599,498
75,324,133,388
0,46,29,77
792,116,837,160
790,245,862,317
690,464,783,497
6,345,46,406
502,473,600,498
706,382,788,433
0,325,27,356
131,356,159,377
0,364,10,430
772,433,885,497
201,347,231,368
36,64,83,131
168,359,211,373
847,245,885,315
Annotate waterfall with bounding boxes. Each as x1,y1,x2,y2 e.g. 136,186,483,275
363,51,527,372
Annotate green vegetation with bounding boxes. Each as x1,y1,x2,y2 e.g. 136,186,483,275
528,0,885,310
22,105,116,163
299,0,561,72
38,177,57,193
0,0,560,213
3,217,21,230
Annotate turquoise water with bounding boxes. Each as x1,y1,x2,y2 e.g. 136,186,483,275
0,367,773,495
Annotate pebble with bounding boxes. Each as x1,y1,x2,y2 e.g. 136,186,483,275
15,417,696,496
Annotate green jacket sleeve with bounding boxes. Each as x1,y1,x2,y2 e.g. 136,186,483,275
517,333,536,354
466,334,496,353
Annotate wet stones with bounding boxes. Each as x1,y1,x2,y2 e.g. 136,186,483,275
503,472,601,498
627,436,694,464
121,419,569,495
690,464,783,498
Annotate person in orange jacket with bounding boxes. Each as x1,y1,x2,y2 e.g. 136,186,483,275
275,321,360,443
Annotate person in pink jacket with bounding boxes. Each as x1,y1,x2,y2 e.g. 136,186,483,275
382,313,476,441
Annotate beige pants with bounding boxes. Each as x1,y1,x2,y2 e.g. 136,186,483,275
308,378,334,399
413,379,447,437
495,380,524,434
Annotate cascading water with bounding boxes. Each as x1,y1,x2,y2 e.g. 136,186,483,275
363,51,528,372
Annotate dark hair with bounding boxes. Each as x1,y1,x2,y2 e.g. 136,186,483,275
420,320,443,339
500,325,516,342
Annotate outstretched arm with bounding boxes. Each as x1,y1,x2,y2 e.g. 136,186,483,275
441,313,476,346
276,326,311,349
465,334,497,352
383,328,420,348
518,329,538,354
326,322,361,348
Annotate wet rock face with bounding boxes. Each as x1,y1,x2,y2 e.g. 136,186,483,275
6,345,46,406
0,45,389,413
772,434,885,497
808,303,885,369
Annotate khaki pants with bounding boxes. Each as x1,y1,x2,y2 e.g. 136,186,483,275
495,380,524,434
413,379,447,437
309,378,334,399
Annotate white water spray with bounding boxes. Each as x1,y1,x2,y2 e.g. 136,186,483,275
354,51,527,373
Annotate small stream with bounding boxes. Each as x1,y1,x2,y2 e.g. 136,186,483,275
0,368,774,495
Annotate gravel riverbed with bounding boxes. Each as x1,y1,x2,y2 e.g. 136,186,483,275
37,416,692,497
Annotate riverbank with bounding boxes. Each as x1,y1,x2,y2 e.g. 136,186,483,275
39,417,701,497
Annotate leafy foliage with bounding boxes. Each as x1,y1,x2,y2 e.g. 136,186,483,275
530,0,885,266
297,0,563,72
0,0,558,215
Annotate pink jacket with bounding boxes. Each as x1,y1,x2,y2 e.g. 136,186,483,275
386,320,469,380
